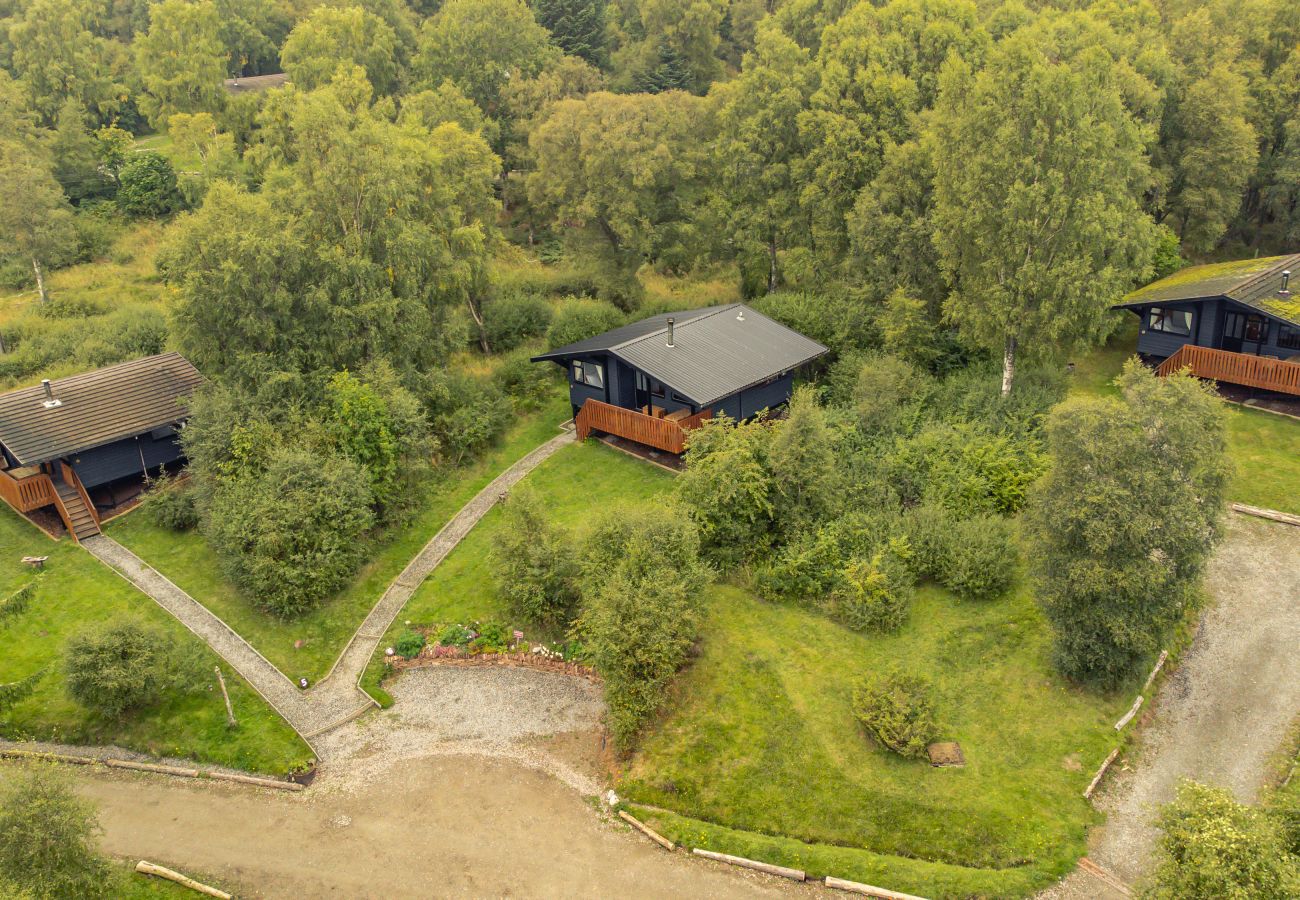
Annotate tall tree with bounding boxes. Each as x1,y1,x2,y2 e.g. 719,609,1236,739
930,35,1157,395
414,0,557,115
534,0,607,67
1027,362,1228,688
0,140,76,303
766,385,841,539
135,0,228,130
711,22,814,293
280,5,401,95
50,98,114,203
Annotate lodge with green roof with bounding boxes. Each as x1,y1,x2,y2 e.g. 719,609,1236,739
1115,253,1300,397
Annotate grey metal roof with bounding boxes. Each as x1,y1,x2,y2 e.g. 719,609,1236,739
534,304,829,406
1117,253,1300,326
0,353,204,466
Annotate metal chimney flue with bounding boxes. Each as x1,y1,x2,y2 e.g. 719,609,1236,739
41,379,62,409
1281,270,1292,296
666,317,675,348
736,306,745,321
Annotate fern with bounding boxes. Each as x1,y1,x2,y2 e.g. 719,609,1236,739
0,581,36,623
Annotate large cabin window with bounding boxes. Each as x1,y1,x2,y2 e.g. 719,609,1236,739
572,360,604,388
1279,325,1300,351
1147,307,1192,335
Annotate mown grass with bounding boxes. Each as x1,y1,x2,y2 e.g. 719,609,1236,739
109,392,574,684
620,584,1128,898
1071,318,1300,514
0,507,312,775
360,439,674,697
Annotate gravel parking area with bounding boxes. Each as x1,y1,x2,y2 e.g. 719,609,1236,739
1042,513,1300,898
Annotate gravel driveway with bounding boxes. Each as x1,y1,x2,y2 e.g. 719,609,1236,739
1044,513,1300,898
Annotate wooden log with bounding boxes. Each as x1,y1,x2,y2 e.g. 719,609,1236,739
1142,650,1169,692
1084,748,1121,799
618,810,675,851
106,759,201,778
206,771,304,792
1,749,95,765
135,861,232,899
1078,857,1133,897
1230,503,1300,527
691,848,805,881
214,666,237,728
824,875,931,899
1114,695,1144,731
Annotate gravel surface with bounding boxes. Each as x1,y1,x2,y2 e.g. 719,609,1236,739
1041,513,1300,898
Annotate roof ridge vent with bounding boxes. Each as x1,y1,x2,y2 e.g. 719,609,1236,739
40,379,62,409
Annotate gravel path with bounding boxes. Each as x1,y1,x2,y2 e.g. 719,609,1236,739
82,430,575,755
1042,513,1300,898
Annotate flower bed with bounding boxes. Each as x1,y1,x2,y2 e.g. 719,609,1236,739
383,622,598,681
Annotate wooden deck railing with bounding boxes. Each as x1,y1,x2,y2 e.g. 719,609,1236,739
575,399,713,455
0,468,57,513
1156,344,1300,396
59,460,100,528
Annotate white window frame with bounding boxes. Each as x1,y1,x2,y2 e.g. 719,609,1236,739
572,360,604,388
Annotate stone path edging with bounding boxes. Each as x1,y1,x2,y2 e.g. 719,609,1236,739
81,429,574,758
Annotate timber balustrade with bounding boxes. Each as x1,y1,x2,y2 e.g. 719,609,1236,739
1156,344,1300,396
575,398,713,454
0,468,56,513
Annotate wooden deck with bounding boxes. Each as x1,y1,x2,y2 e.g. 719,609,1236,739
0,467,56,513
574,399,712,455
0,463,101,541
1156,344,1300,397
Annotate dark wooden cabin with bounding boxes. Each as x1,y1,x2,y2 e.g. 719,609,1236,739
1115,253,1300,396
0,353,204,541
532,304,828,454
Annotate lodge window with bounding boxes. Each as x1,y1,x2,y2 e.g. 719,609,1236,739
636,372,665,397
1279,326,1300,351
572,360,604,388
1147,307,1192,335
1224,312,1269,343
670,392,692,405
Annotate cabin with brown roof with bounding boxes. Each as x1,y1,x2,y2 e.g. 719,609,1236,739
1115,254,1300,397
0,353,204,541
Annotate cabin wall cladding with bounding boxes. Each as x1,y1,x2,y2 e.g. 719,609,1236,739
71,431,183,489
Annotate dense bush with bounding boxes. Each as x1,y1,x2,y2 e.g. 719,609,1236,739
493,349,558,410
677,415,774,563
116,151,183,217
890,423,1043,517
926,364,1064,437
424,370,513,467
142,474,198,530
940,515,1018,601
437,623,473,647
0,768,110,899
470,621,511,654
0,304,167,385
878,288,939,367
34,295,106,320
482,291,553,352
827,552,914,633
750,290,875,357
1146,781,1299,899
900,503,951,581
853,352,931,433
64,620,169,716
491,486,580,630
578,505,711,746
395,629,426,659
767,386,843,539
205,447,375,617
546,298,624,350
758,511,905,606
852,671,939,759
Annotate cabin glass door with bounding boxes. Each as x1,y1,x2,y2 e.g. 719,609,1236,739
1222,312,1267,354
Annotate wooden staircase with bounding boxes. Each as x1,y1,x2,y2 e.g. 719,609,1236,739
51,464,100,542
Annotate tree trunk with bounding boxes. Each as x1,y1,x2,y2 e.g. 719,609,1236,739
466,296,491,354
1000,334,1017,396
767,234,779,295
32,258,47,303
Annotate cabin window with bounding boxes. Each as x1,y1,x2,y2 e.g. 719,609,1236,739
1148,307,1192,335
670,392,692,405
635,372,664,397
1279,326,1300,351
572,360,604,388
1224,312,1269,343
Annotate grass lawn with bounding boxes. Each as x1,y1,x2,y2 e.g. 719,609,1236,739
361,439,675,696
0,507,312,775
109,392,575,684
1071,319,1300,514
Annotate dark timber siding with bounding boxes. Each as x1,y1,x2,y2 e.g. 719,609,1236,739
1135,301,1202,358
70,431,184,489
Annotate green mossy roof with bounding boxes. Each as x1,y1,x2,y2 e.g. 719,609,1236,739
1123,253,1300,326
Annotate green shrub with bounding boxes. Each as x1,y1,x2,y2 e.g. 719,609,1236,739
424,370,513,467
853,352,930,433
677,415,774,563
546,298,624,350
204,447,375,617
437,624,474,647
64,620,169,716
826,552,914,633
900,503,951,581
116,151,183,217
852,671,939,759
0,581,36,622
492,485,580,629
891,423,1043,517
940,515,1017,602
759,511,906,606
470,621,511,654
0,768,110,899
394,629,426,659
493,349,557,410
1146,781,1299,899
143,473,199,530
1268,788,1300,857
750,290,875,356
35,295,106,320
483,291,553,352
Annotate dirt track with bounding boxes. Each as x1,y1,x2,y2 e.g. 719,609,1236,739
1043,514,1300,898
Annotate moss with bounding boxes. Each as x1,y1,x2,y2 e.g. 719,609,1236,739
1257,294,1300,325
1125,255,1286,303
